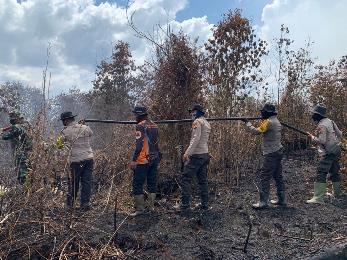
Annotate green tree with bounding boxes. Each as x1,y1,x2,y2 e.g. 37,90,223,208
145,32,207,172
205,9,267,116
92,41,137,120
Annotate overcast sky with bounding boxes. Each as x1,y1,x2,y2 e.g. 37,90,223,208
0,0,346,95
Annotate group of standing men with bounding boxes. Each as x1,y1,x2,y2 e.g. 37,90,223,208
0,102,344,214
243,104,343,209
129,104,211,216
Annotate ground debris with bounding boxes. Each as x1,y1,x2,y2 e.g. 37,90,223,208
2,153,346,259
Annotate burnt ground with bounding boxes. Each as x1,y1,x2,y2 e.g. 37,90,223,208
73,151,347,260
2,151,347,259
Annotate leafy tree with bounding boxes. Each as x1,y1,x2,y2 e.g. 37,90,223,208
0,82,43,122
204,10,267,176
145,32,207,172
310,57,347,129
92,41,137,120
205,9,267,116
148,32,207,119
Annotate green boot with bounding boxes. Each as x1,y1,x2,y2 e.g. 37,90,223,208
332,182,343,198
306,182,327,204
130,195,145,216
147,193,156,212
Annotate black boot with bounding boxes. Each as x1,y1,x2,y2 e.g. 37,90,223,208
270,191,286,206
252,191,269,209
174,196,190,212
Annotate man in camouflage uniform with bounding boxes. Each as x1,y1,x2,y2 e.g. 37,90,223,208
307,105,343,204
243,104,285,209
175,104,211,211
0,111,32,185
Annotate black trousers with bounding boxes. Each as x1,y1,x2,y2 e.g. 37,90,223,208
259,149,284,200
67,159,94,207
181,153,210,207
132,160,158,196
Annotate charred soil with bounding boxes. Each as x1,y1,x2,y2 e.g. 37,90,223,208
1,151,347,260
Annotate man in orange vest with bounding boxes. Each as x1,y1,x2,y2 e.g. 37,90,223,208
130,106,160,216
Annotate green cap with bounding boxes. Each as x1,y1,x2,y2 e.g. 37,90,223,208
9,110,21,119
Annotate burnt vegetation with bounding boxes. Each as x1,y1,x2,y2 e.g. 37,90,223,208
0,9,346,260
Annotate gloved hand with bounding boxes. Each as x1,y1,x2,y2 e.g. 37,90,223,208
241,118,249,123
78,119,86,125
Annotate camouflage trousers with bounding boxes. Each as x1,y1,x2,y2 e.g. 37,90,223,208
316,147,341,183
15,153,30,185
181,153,210,208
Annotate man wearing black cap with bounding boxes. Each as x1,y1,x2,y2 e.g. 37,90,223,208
58,112,94,211
130,106,160,216
175,103,211,212
307,105,343,204
243,103,285,209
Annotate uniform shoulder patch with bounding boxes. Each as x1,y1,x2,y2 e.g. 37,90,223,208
257,119,270,133
135,131,142,139
192,122,199,129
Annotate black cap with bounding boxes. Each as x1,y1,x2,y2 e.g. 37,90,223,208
260,103,277,114
188,103,205,114
311,104,326,117
132,106,148,116
60,111,77,121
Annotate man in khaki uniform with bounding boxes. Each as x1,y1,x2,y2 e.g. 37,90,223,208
175,104,211,211
243,104,285,209
57,112,94,211
307,105,343,204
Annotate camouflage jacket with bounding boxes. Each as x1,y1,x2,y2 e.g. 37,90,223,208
1,123,33,156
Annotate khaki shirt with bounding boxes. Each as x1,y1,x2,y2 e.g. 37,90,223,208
312,118,342,155
59,123,94,163
246,115,283,155
185,117,211,156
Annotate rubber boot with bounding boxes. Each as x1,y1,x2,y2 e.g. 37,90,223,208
252,192,269,209
80,203,91,212
173,203,190,212
130,195,145,216
270,191,286,206
332,182,343,198
147,193,156,212
193,203,211,211
174,194,190,212
306,182,327,204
